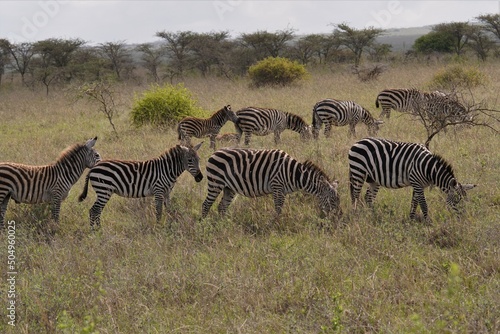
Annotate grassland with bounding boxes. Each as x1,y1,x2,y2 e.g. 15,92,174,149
0,62,499,333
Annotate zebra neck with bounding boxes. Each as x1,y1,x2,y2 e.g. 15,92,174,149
159,150,184,176
428,159,455,193
52,159,87,186
296,163,318,194
286,114,304,133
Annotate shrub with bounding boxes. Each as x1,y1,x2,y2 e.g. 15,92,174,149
130,83,206,127
428,65,486,91
248,57,308,87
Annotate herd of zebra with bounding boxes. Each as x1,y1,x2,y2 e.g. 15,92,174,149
0,88,476,230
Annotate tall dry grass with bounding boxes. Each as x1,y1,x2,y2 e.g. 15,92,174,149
0,61,498,333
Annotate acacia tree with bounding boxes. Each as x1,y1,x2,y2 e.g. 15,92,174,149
466,25,495,61
332,23,384,66
155,31,195,78
433,22,472,56
476,13,500,41
0,39,35,86
239,28,296,60
98,41,133,80
189,31,231,77
135,43,166,82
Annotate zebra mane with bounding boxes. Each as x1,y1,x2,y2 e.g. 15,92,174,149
56,143,88,165
302,160,330,182
432,154,455,177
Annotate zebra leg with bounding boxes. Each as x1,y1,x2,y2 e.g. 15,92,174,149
209,134,216,150
0,194,10,228
89,193,111,229
201,185,223,218
154,192,166,223
349,172,364,210
364,183,380,207
274,131,281,145
271,187,286,216
244,132,252,146
50,196,63,223
410,187,430,222
349,124,356,137
218,187,236,216
324,123,332,138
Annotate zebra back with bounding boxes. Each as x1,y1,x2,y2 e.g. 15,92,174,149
376,88,424,118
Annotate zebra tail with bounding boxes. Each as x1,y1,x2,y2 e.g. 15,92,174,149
78,173,90,202
177,122,182,140
375,97,379,108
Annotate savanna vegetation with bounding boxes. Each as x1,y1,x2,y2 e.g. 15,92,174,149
0,14,499,333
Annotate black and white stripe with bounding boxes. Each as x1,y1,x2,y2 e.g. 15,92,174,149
312,99,383,139
178,105,237,150
78,142,203,228
201,148,342,218
348,137,476,222
415,95,471,130
234,107,312,145
0,137,100,227
376,88,446,119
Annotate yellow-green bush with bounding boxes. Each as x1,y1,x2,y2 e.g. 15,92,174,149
428,65,486,91
130,83,206,127
248,57,308,87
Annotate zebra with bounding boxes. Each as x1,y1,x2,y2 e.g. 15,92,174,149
376,88,447,119
234,107,312,145
312,99,384,139
201,148,342,219
78,142,203,229
177,105,237,150
0,137,100,228
416,94,471,131
215,133,239,146
348,137,476,222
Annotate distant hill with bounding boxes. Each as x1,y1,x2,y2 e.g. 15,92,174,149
376,26,433,51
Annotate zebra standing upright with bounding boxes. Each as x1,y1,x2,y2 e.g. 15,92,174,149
312,99,383,139
234,107,312,145
348,137,476,222
0,137,100,227
201,148,342,218
375,88,446,119
78,142,203,229
178,105,237,150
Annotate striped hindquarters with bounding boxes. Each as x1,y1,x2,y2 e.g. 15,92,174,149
235,107,287,136
376,88,423,118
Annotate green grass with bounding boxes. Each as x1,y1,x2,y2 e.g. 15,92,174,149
0,62,499,333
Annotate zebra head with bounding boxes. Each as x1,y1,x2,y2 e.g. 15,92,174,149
181,142,204,182
301,125,313,141
446,179,477,213
368,119,384,136
84,137,101,168
224,105,239,123
317,177,342,218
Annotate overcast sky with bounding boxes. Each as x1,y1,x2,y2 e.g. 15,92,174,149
0,1,499,45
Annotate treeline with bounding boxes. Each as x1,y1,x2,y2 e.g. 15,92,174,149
0,13,499,94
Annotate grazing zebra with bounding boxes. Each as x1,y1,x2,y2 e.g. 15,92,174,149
234,107,312,145
78,142,203,229
0,137,100,227
312,99,383,139
348,137,476,222
416,95,471,131
177,105,237,150
201,148,342,218
376,88,446,119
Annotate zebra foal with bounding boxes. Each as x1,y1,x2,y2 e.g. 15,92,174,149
234,107,312,145
348,137,476,222
201,148,342,219
78,142,203,229
312,99,383,139
0,137,100,227
177,105,237,150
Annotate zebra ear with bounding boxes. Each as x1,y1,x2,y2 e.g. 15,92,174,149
331,180,339,189
193,142,204,151
86,137,98,148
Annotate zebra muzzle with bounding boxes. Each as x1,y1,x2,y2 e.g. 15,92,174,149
194,172,203,182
